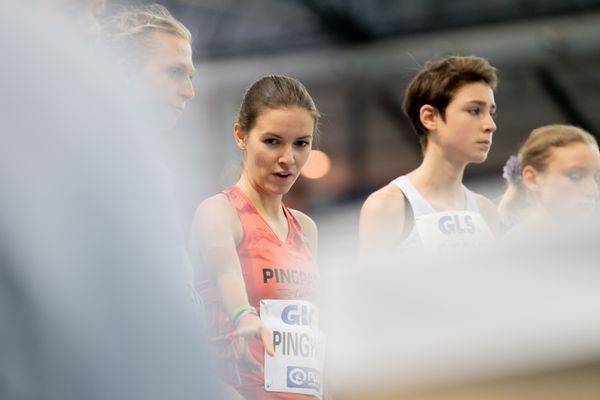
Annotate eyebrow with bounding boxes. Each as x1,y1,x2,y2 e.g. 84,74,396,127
466,100,497,112
171,62,196,76
263,133,313,139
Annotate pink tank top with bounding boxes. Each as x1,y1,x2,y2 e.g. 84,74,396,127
197,186,320,400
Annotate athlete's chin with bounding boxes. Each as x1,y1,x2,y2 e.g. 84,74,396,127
268,178,299,195
266,183,294,196
470,152,489,164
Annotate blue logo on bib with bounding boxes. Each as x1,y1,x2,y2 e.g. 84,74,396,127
287,366,321,391
281,304,315,326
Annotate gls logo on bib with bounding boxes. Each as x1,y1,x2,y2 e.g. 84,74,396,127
282,303,316,326
438,215,475,234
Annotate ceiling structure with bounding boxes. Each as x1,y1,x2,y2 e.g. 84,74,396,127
161,0,600,59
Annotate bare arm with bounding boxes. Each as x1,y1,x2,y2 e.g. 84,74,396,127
359,185,406,266
191,195,252,314
190,195,274,359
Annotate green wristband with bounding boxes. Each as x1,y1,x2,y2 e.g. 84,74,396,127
230,305,256,321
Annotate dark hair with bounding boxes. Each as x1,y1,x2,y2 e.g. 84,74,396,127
237,75,320,134
402,55,498,148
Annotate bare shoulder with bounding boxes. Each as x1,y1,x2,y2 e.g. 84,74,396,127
289,209,318,254
473,192,500,235
359,184,406,265
359,183,407,263
289,209,317,235
360,184,406,221
191,193,242,242
194,193,235,223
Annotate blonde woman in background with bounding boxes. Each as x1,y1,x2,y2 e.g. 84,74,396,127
102,4,195,130
499,124,600,235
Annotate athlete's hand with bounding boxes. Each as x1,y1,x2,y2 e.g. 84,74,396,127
229,313,275,371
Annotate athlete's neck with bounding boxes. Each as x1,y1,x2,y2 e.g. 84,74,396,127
235,176,285,221
408,147,467,210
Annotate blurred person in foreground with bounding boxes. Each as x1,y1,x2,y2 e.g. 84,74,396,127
360,55,500,260
499,124,600,238
0,1,217,399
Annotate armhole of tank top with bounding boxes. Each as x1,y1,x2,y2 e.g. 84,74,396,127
463,187,481,213
220,190,245,248
283,205,301,233
284,206,310,251
400,192,414,242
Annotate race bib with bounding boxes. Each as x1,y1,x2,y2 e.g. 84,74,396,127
415,210,495,253
260,299,325,398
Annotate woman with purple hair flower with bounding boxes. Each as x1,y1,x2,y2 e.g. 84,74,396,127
499,124,600,231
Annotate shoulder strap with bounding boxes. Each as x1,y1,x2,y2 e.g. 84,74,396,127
390,176,436,216
221,186,265,241
462,186,481,212
400,194,414,242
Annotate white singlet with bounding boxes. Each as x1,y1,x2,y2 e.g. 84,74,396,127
391,176,495,253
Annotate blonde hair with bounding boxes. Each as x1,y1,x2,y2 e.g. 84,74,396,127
498,124,598,226
102,4,191,64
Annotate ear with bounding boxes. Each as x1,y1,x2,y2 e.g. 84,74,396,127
521,165,540,192
233,123,247,150
419,104,438,131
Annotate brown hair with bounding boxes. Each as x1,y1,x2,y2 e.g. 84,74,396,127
102,4,191,64
237,75,320,134
499,124,598,225
402,55,498,148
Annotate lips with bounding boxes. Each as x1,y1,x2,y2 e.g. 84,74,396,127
273,171,295,183
476,140,492,150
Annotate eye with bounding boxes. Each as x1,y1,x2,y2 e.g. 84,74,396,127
490,110,498,119
295,140,311,148
167,66,185,79
466,107,481,116
566,170,585,181
263,138,279,145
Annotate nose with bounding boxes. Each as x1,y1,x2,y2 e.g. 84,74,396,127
483,112,496,134
179,78,195,101
278,145,294,166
